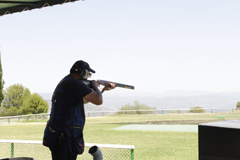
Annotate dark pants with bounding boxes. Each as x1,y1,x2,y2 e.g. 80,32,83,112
51,133,78,160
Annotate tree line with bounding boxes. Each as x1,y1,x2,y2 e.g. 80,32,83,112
0,52,48,116
119,102,206,114
0,84,49,116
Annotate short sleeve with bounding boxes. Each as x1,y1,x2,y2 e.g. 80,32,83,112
64,79,92,108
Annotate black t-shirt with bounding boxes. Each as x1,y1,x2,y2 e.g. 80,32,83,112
63,75,92,108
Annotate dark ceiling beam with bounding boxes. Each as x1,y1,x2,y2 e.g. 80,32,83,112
0,0,79,16
0,1,36,5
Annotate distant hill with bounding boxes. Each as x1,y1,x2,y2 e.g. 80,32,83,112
39,90,240,111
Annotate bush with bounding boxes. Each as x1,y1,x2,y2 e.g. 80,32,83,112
118,101,157,115
20,93,49,115
188,106,205,113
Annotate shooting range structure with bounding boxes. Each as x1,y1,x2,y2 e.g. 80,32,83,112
199,120,240,160
0,158,34,160
0,0,80,16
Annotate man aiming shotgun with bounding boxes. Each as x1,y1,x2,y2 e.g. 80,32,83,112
43,60,118,160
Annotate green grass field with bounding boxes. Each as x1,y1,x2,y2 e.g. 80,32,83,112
1,112,240,160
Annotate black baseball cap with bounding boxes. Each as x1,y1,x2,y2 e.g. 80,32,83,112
70,60,95,73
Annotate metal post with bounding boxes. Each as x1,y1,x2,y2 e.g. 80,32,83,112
43,115,45,120
8,117,10,124
18,116,20,122
11,143,14,157
131,149,134,160
35,115,37,120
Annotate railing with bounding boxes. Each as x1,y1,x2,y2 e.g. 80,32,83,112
0,140,134,160
0,108,237,124
86,108,236,116
0,113,48,124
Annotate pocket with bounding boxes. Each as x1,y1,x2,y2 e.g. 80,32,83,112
71,136,85,154
43,122,60,149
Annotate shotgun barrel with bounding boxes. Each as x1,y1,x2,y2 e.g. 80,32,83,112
82,80,134,90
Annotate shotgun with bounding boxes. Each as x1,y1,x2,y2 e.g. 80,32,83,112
83,79,134,90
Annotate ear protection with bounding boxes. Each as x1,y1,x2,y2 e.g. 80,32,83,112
79,63,90,79
80,68,87,79
71,61,92,80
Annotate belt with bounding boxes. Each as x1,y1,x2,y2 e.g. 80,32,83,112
49,118,83,130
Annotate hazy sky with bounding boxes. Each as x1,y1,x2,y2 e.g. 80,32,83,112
0,0,239,95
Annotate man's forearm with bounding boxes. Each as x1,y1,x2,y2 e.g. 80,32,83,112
84,86,103,104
